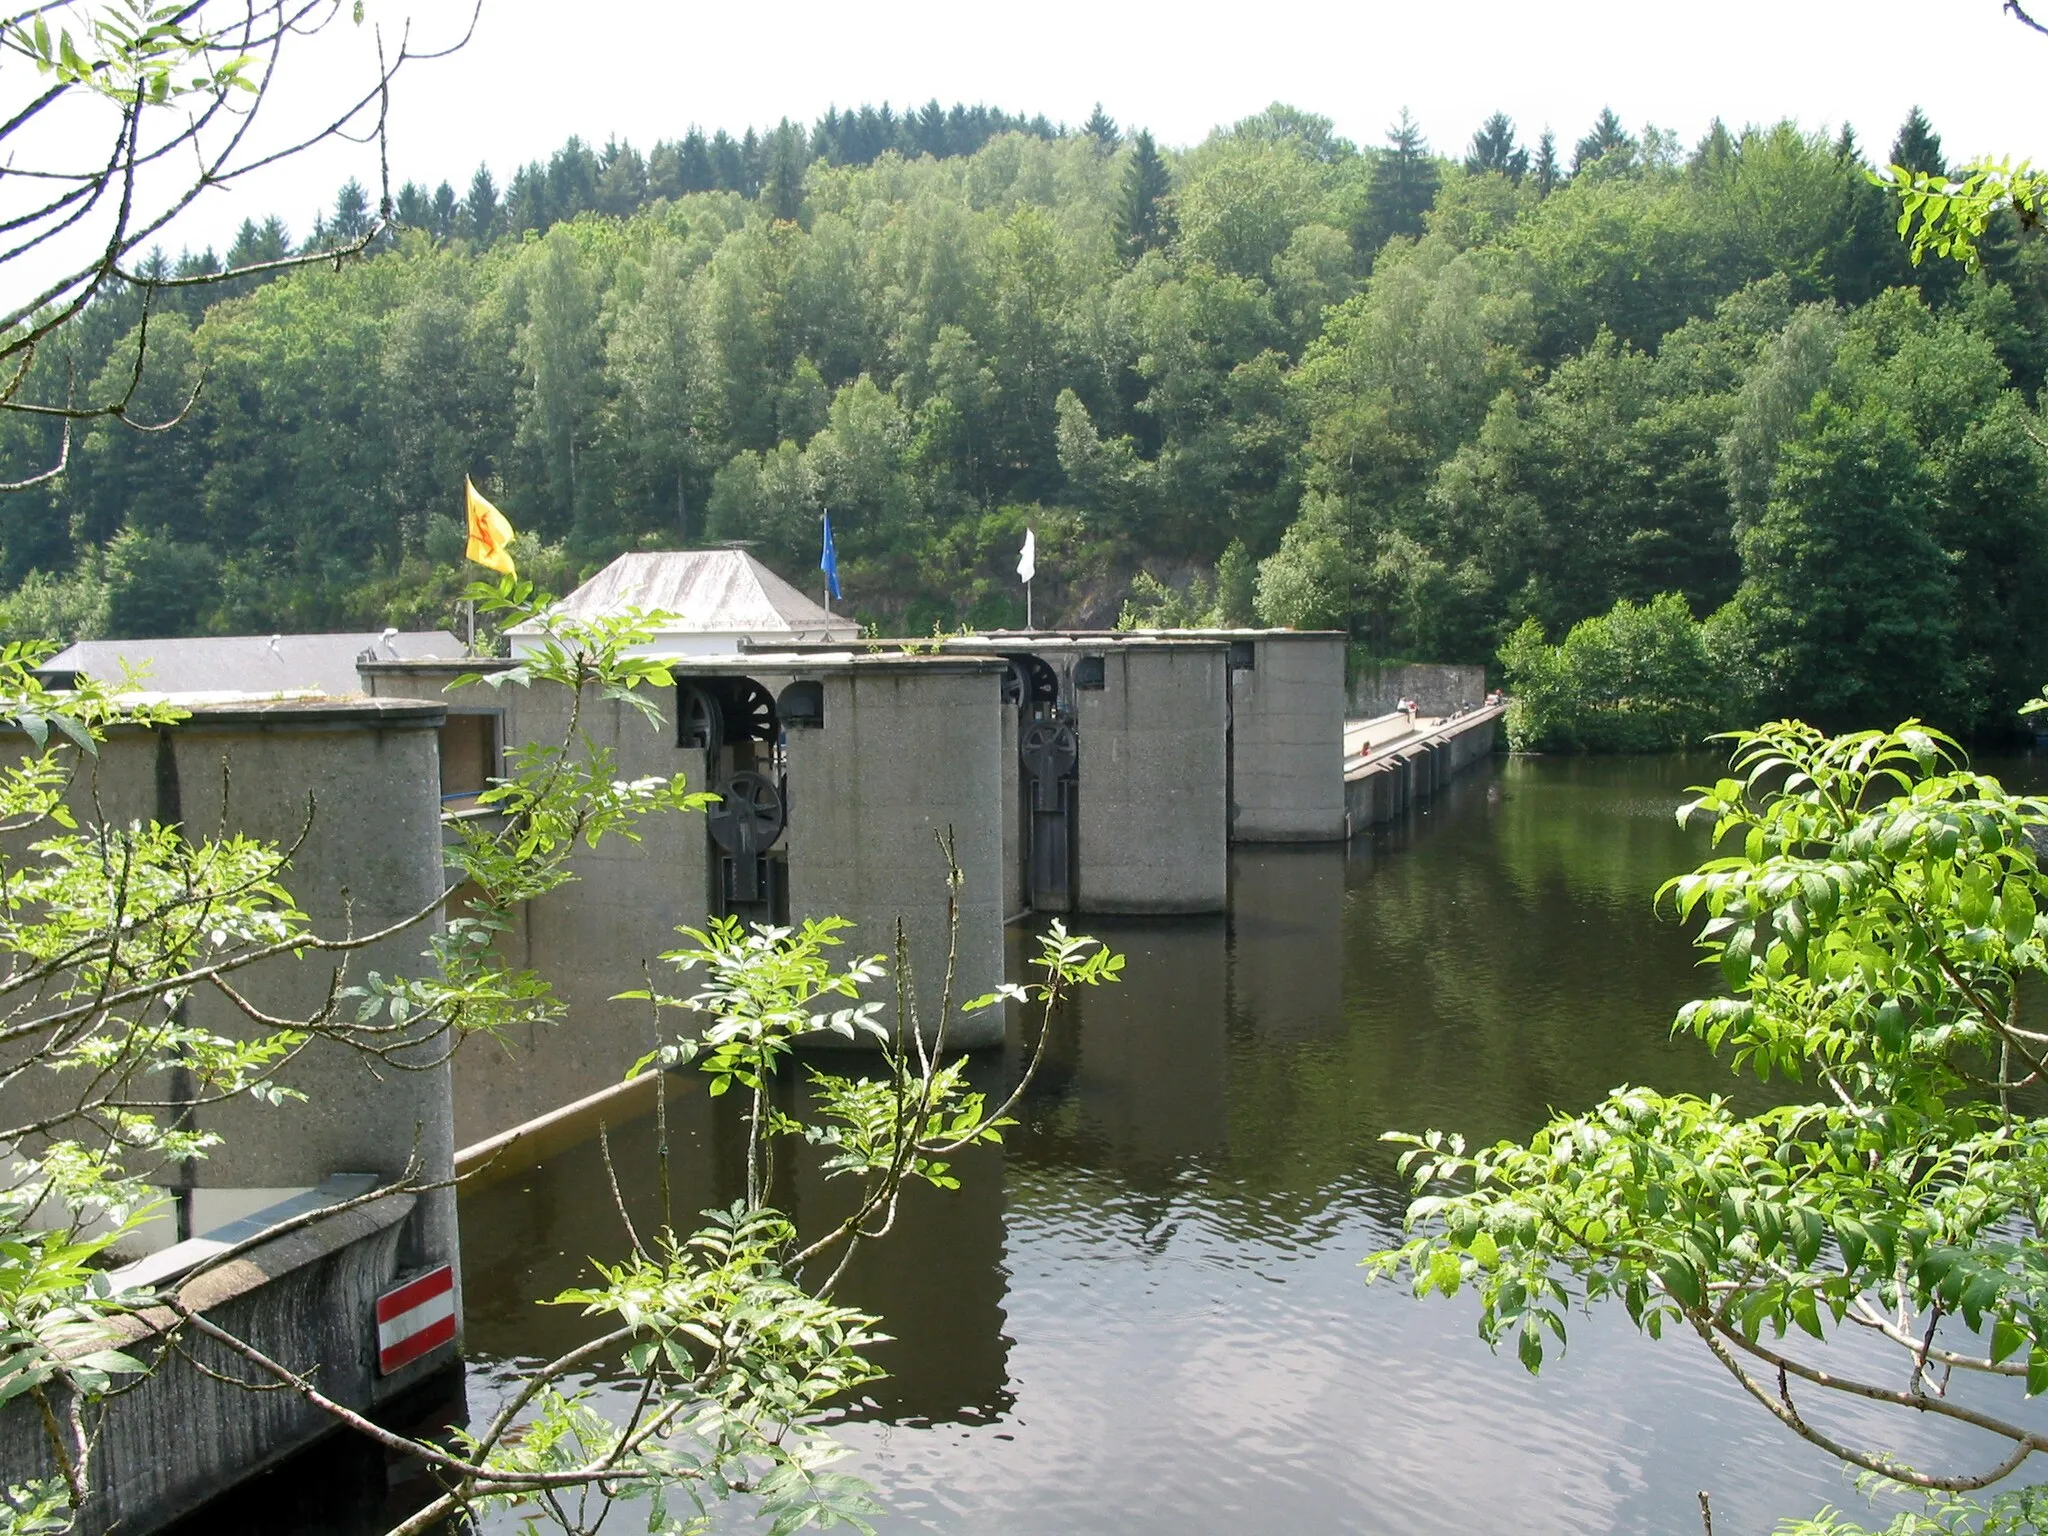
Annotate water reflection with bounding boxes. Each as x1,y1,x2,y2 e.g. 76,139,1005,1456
248,750,2048,1534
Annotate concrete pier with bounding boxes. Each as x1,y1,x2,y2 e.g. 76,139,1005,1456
0,697,459,1536
364,651,1013,1138
1225,632,1346,843
942,638,1228,913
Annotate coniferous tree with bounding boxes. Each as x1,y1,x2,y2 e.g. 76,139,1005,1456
1083,102,1120,155
710,130,744,192
1116,129,1171,262
912,99,947,158
430,182,458,239
547,137,599,219
225,217,289,267
394,180,432,229
505,163,547,235
330,178,373,241
596,138,648,216
762,120,808,222
1531,129,1562,196
1360,110,1440,253
739,127,764,196
1572,108,1633,176
1890,105,1947,176
1690,118,1735,179
646,141,684,202
678,130,715,193
462,165,500,243
1464,112,1527,182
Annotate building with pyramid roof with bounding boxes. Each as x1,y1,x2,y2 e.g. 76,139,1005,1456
505,549,858,657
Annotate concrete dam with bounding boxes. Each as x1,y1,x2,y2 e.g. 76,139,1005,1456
8,550,1505,1532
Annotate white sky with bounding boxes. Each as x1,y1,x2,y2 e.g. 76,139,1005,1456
24,0,2048,266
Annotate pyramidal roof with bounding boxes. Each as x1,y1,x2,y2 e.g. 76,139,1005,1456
509,550,856,640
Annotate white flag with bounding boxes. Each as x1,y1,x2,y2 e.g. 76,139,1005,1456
1017,527,1037,584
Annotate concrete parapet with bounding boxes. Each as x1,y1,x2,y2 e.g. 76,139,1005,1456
1347,661,1487,720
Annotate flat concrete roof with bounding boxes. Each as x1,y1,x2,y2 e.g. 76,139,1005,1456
5,693,450,737
41,631,463,695
363,652,1009,678
965,628,1348,642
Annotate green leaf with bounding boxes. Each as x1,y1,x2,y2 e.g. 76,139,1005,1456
1992,1317,2025,1366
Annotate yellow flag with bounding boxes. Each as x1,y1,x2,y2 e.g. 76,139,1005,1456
464,478,517,576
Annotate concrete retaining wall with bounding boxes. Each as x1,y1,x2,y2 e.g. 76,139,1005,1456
1347,662,1487,720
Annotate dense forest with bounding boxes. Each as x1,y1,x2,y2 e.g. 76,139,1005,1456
5,98,2045,732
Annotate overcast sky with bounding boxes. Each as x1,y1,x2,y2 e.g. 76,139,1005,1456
45,0,2048,262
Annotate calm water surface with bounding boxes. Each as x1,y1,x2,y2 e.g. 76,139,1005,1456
229,751,2048,1534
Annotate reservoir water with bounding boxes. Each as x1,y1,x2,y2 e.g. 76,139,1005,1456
214,751,2048,1534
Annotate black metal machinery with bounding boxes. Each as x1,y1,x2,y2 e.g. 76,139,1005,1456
680,678,789,923
1006,655,1076,912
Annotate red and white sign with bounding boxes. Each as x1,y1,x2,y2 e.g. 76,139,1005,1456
376,1265,456,1376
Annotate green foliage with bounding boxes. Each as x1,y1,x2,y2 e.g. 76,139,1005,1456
0,566,108,646
15,101,2048,729
1117,540,1254,628
1371,718,2048,1505
1776,1482,2048,1535
1497,594,1734,752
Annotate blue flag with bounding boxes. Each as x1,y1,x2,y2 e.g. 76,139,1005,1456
820,511,841,601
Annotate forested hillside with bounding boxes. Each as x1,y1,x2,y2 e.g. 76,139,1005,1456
5,100,2045,731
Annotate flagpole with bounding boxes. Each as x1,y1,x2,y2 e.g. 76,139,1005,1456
1026,577,1033,631
466,599,475,656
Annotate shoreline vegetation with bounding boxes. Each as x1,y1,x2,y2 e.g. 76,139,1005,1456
7,102,2046,745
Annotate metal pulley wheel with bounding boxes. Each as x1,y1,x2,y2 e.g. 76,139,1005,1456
707,770,787,855
1019,720,1079,784
1002,654,1058,709
676,682,724,757
718,677,779,743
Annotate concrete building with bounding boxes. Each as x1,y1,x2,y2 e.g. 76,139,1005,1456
38,630,462,695
507,549,858,658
